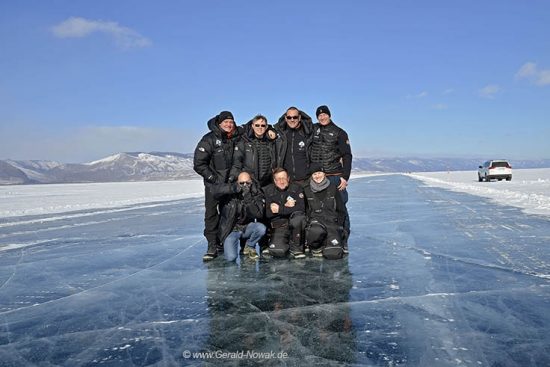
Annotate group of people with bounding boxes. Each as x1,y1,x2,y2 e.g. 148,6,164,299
193,105,352,261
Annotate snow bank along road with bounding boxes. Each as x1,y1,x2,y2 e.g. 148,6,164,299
408,168,550,217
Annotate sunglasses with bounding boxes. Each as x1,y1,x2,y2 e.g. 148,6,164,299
285,115,299,120
253,124,267,128
238,181,252,185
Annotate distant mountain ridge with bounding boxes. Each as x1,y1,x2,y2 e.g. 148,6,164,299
1,152,549,185
351,157,550,173
1,152,196,185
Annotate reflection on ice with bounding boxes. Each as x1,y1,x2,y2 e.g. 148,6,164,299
0,176,549,366
203,259,355,365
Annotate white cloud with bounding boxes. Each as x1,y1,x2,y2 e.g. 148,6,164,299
516,62,537,78
478,84,501,99
431,104,448,110
515,62,550,86
443,88,454,95
406,91,428,99
51,17,151,49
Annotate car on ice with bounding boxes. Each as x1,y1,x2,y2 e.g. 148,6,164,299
478,160,512,182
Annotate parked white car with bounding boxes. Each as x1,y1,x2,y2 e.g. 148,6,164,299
478,160,512,182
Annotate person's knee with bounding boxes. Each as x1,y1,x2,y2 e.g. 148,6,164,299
249,222,266,236
308,222,326,239
289,212,305,229
256,223,267,236
268,230,289,257
224,252,238,262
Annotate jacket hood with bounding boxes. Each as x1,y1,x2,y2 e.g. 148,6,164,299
274,109,313,135
207,114,239,138
207,115,220,134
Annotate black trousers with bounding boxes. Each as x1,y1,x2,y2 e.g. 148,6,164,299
306,220,344,260
203,185,219,245
327,175,350,243
268,212,306,257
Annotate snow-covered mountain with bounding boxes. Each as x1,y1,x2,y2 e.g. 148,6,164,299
0,161,32,185
50,152,197,183
5,159,63,184
0,152,196,185
1,153,550,185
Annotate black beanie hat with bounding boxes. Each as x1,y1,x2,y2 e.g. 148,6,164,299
218,111,234,123
309,162,324,175
316,105,331,118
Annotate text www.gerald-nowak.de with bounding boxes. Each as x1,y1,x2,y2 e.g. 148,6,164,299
182,350,289,360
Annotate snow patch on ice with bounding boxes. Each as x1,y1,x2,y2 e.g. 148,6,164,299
407,168,550,217
0,180,204,218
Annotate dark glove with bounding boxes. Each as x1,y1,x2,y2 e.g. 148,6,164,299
207,174,218,184
231,182,242,194
241,184,251,196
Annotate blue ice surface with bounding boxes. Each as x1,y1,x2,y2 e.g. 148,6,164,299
0,175,549,366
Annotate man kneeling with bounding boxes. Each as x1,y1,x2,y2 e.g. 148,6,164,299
212,171,266,261
264,168,306,259
303,164,346,260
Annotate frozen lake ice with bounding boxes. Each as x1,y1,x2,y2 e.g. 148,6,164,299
0,175,549,366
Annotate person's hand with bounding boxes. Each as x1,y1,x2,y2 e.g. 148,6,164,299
270,203,280,213
231,182,241,193
338,177,348,191
241,183,251,197
284,197,296,207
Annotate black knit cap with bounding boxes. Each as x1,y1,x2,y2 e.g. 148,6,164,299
309,162,324,175
218,111,234,123
315,105,331,118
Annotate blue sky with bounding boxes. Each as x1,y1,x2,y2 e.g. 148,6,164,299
1,0,549,162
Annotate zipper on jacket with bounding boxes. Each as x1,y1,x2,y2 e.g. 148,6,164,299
291,130,296,177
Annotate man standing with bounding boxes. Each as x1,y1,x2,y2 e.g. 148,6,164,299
235,114,277,188
310,105,352,252
273,107,314,186
263,168,306,259
193,111,241,261
211,171,266,261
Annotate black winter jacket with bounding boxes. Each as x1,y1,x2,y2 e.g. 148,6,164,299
211,181,265,243
193,115,241,185
235,119,277,187
310,121,352,181
303,180,346,227
273,110,314,181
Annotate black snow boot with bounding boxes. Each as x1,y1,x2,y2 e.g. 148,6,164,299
342,229,349,254
203,242,218,261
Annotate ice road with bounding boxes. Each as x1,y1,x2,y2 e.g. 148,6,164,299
0,175,549,366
